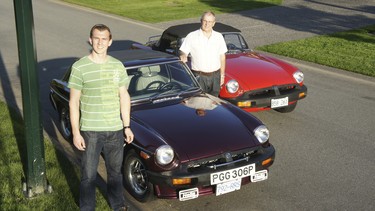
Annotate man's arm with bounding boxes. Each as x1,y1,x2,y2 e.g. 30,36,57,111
69,88,86,150
179,51,188,63
220,54,226,86
179,34,191,63
119,86,134,143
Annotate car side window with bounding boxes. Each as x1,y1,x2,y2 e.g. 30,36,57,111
126,68,141,94
159,33,178,54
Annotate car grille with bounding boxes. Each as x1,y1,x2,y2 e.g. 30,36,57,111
186,148,258,172
247,84,296,98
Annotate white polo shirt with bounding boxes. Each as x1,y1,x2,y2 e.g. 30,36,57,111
180,29,227,72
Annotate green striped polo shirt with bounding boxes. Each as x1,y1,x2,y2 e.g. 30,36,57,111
68,56,128,131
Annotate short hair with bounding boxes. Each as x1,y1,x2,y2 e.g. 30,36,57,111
90,24,112,40
200,11,216,22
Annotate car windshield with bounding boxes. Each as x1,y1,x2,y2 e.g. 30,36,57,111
222,33,250,52
125,61,200,102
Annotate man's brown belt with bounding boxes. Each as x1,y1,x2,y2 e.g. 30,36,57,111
192,69,219,76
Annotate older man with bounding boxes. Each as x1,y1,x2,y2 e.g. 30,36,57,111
179,11,227,97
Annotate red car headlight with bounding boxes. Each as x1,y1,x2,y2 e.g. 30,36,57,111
293,70,304,83
226,79,239,93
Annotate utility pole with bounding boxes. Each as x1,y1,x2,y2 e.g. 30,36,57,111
13,0,51,197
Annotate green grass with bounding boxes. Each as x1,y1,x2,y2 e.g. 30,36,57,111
63,0,374,77
257,25,375,77
0,101,110,210
62,0,281,23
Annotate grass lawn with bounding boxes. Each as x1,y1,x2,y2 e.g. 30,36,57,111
0,101,110,210
62,0,281,23
62,0,374,77
256,25,375,77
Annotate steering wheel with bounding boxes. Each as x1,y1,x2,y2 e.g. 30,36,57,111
227,43,237,50
145,81,165,90
158,82,182,91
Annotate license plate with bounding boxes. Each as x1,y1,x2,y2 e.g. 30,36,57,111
179,188,199,201
216,179,241,196
251,170,268,182
271,97,288,108
210,163,255,185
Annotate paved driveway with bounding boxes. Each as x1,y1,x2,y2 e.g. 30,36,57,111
1,0,374,210
155,0,375,47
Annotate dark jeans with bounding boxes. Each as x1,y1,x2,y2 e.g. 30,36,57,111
80,130,125,211
195,70,221,97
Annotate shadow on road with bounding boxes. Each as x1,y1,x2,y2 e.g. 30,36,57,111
235,1,375,36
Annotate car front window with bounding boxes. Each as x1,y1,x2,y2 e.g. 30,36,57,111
223,33,249,51
126,61,200,101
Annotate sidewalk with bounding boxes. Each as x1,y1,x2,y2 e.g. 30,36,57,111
155,0,375,48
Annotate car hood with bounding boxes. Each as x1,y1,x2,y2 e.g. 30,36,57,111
226,53,297,89
132,95,259,162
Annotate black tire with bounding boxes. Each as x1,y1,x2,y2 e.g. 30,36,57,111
59,107,72,140
123,150,154,202
274,102,297,113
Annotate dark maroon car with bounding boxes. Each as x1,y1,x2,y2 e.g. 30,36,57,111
132,23,307,113
49,49,275,202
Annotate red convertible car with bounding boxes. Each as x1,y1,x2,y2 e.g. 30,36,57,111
49,49,275,202
132,23,307,112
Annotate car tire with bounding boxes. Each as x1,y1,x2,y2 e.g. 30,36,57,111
59,107,72,140
123,150,154,202
274,102,297,113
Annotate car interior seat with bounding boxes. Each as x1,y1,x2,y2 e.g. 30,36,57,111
135,65,166,91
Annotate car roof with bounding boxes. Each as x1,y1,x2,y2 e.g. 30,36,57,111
109,49,178,66
164,22,241,38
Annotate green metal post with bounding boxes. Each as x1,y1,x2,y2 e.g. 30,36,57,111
13,0,50,197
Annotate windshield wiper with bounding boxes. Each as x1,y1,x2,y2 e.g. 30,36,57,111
148,89,180,102
149,86,200,103
177,86,201,97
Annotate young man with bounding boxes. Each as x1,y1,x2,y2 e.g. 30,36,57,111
179,11,227,97
68,24,134,211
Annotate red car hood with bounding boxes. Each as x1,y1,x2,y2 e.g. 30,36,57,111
132,95,260,162
226,53,297,90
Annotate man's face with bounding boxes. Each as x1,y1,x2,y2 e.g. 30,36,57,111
196,109,206,116
201,14,215,33
89,29,112,55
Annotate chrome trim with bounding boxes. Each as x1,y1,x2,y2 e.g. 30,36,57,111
153,96,182,103
207,157,249,170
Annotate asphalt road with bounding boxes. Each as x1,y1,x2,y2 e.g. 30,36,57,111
1,0,375,210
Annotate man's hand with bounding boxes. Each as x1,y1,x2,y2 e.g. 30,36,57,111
179,52,188,63
124,128,134,144
73,134,86,151
220,75,225,86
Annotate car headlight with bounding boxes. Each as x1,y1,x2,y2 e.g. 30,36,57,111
226,79,239,93
293,70,304,83
254,125,270,144
155,145,174,165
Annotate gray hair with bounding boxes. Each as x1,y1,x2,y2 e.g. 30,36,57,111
200,11,216,22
